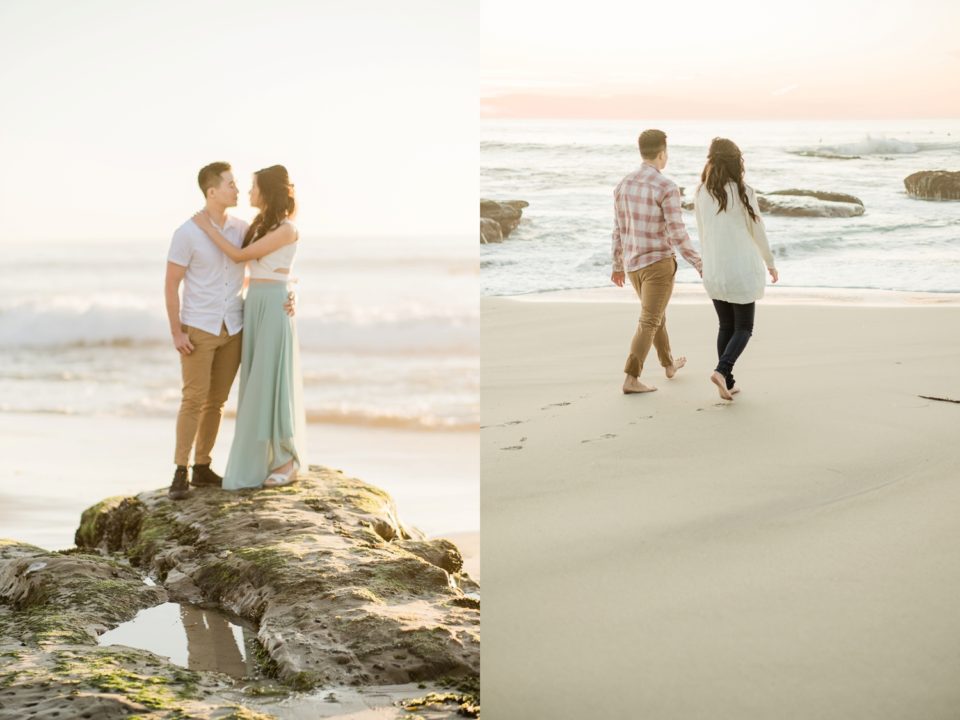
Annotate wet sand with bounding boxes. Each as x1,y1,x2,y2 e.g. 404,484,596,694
481,291,960,719
0,414,478,551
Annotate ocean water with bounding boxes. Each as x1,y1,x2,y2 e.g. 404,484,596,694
0,234,479,431
481,119,960,296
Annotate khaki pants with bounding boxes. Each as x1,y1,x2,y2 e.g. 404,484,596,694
623,256,676,378
174,323,242,467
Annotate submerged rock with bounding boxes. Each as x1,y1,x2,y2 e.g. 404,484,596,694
904,170,960,200
74,466,480,692
681,188,864,217
764,189,864,206
756,192,865,218
757,189,864,217
481,198,528,242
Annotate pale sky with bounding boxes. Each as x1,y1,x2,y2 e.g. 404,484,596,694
0,0,477,241
482,0,960,119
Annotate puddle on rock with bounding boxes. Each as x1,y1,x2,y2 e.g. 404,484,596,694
98,602,259,679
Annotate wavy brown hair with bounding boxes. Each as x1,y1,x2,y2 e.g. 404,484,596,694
700,138,757,222
243,165,297,248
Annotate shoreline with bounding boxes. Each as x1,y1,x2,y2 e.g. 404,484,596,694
497,282,960,307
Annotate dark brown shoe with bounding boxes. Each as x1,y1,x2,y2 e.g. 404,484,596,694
191,463,222,488
168,466,190,500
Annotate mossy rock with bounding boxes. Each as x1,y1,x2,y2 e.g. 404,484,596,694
0,645,277,719
0,541,165,646
68,467,479,692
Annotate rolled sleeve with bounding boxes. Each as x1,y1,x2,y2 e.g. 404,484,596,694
611,189,625,273
167,227,193,267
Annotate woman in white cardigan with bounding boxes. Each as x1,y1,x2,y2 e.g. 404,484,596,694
694,138,778,401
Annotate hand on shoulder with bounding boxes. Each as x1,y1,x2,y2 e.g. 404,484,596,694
192,211,213,232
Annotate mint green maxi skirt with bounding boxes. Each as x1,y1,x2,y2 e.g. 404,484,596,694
223,283,307,490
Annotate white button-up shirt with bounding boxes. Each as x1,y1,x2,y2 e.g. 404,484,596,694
167,215,248,336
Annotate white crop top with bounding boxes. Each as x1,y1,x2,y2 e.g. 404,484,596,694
248,220,299,282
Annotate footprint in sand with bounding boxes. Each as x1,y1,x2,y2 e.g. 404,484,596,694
696,404,729,412
541,401,572,410
582,433,617,444
481,419,526,429
501,436,528,451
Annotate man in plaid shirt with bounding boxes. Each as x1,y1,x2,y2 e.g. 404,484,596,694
611,129,702,394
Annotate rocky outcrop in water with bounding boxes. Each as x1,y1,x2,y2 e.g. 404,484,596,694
756,189,864,217
481,217,503,244
681,188,865,217
904,171,960,200
481,199,528,243
75,467,480,692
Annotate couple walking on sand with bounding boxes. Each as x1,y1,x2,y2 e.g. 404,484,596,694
164,162,307,500
611,129,778,401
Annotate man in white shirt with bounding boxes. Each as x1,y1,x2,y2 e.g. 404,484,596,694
164,162,291,499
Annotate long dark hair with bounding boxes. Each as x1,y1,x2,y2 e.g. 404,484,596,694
700,138,757,222
243,165,296,248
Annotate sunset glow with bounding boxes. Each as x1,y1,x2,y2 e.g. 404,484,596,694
482,0,960,119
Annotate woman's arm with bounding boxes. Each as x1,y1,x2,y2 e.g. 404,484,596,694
744,188,776,270
192,213,296,263
694,185,705,248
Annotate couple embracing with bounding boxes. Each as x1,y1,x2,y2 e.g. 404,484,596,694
164,162,307,500
611,129,779,401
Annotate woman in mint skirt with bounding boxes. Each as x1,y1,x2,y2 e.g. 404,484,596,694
193,165,306,488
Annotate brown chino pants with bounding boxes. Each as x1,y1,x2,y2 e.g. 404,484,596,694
623,256,676,378
174,323,242,467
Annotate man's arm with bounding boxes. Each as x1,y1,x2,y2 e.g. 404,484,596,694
662,187,702,275
165,262,194,355
611,186,625,286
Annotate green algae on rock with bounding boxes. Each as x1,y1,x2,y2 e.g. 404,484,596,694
0,540,279,719
0,645,276,719
0,539,166,646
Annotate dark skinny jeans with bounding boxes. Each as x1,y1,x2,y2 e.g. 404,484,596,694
712,300,755,390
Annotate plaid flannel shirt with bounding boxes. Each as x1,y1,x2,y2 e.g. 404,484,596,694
611,163,702,274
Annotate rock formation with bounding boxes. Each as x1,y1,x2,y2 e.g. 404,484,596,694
481,217,503,244
0,539,267,718
904,171,960,200
756,190,864,218
1,467,480,718
681,188,865,217
481,199,528,243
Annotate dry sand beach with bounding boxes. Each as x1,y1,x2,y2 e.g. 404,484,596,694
481,287,960,719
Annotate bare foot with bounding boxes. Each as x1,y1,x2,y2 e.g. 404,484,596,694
665,356,687,379
730,385,741,395
710,372,734,401
623,376,657,394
